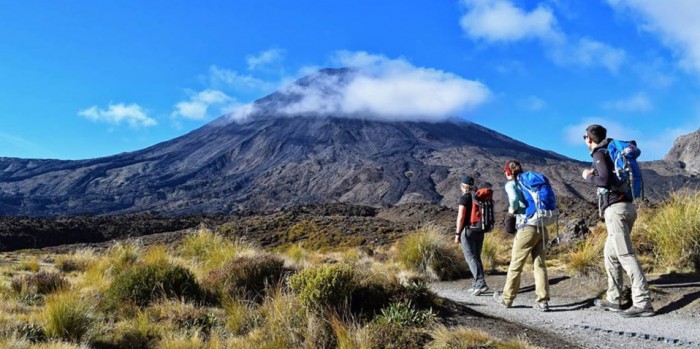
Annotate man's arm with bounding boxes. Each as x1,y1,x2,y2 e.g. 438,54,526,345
455,205,467,243
584,151,610,187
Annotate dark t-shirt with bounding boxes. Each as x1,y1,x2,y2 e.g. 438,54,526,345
458,193,472,229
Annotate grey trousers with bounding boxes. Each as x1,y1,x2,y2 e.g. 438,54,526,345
460,229,487,289
603,202,651,308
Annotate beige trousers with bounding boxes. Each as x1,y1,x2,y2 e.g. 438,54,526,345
502,225,550,305
603,202,651,308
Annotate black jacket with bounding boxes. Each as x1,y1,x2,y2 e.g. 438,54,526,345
585,138,632,214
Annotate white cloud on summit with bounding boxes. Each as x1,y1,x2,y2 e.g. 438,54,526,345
268,51,492,121
208,65,276,93
607,0,700,76
603,93,652,113
459,0,563,43
171,89,236,121
79,103,156,128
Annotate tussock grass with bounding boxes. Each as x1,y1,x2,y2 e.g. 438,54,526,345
288,264,357,312
179,227,253,274
394,225,468,281
17,258,40,273
427,325,537,349
565,225,606,277
635,190,700,272
482,231,513,273
42,292,92,343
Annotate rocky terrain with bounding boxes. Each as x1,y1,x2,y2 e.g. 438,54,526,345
1,68,698,217
665,128,700,174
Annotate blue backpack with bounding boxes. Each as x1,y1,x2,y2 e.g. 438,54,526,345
606,140,644,199
517,171,558,226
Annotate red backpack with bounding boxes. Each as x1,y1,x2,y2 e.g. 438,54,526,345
469,188,495,233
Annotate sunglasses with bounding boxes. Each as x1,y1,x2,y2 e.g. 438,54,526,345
582,134,589,140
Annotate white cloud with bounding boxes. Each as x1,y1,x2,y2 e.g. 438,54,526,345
563,117,694,159
171,89,235,120
603,92,653,113
79,103,156,128
550,37,626,73
246,49,284,71
563,117,640,146
208,65,276,94
519,96,546,111
607,0,700,76
459,0,563,43
255,51,491,121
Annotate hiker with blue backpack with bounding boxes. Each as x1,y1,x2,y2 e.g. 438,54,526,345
454,175,493,296
582,124,654,318
493,160,553,312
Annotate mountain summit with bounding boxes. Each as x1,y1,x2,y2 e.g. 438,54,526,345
1,69,697,216
665,128,700,173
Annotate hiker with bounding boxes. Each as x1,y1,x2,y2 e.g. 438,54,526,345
454,175,489,296
493,160,551,312
582,124,654,317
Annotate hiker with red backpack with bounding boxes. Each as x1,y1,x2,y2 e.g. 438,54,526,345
493,160,552,312
454,175,494,296
582,124,654,318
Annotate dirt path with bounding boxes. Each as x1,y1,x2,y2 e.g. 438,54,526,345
431,272,700,349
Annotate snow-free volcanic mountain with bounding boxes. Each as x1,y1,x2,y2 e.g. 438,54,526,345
0,68,698,216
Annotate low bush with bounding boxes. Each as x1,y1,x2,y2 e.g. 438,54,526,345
106,262,202,307
394,225,469,281
11,271,68,296
366,321,431,349
42,292,92,343
288,264,357,311
202,253,285,302
375,301,435,328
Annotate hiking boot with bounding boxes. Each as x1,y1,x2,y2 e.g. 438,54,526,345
619,305,655,318
472,285,489,296
493,291,511,308
594,299,621,312
534,301,550,312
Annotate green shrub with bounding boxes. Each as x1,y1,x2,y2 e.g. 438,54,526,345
43,293,92,343
351,276,436,320
394,226,469,281
11,271,68,295
107,262,202,307
375,301,435,328
288,264,357,311
202,253,285,302
636,190,700,271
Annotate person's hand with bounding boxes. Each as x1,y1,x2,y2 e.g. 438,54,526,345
582,168,594,180
454,234,460,244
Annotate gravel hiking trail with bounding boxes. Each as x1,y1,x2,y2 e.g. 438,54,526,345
432,272,700,349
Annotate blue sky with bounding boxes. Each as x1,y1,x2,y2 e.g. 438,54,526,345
1,0,699,161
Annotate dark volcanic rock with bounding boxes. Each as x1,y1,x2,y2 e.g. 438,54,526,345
0,68,698,216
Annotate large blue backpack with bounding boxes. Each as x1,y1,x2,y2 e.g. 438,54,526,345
517,171,558,226
606,140,644,199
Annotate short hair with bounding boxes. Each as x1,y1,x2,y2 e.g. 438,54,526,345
586,124,607,144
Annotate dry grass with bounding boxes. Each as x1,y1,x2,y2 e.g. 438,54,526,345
394,224,468,281
427,324,538,349
565,224,606,277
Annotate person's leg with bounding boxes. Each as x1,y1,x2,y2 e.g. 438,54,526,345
460,230,483,289
472,232,487,289
603,207,625,304
501,225,537,305
606,203,651,308
531,227,550,303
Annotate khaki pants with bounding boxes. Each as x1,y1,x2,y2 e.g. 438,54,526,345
603,202,651,308
502,225,550,305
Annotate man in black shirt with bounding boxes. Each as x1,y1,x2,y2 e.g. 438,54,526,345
582,124,654,317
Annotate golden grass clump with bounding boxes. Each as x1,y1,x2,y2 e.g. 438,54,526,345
565,224,606,277
42,292,93,343
427,325,538,349
178,227,254,274
394,225,468,281
635,190,700,272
